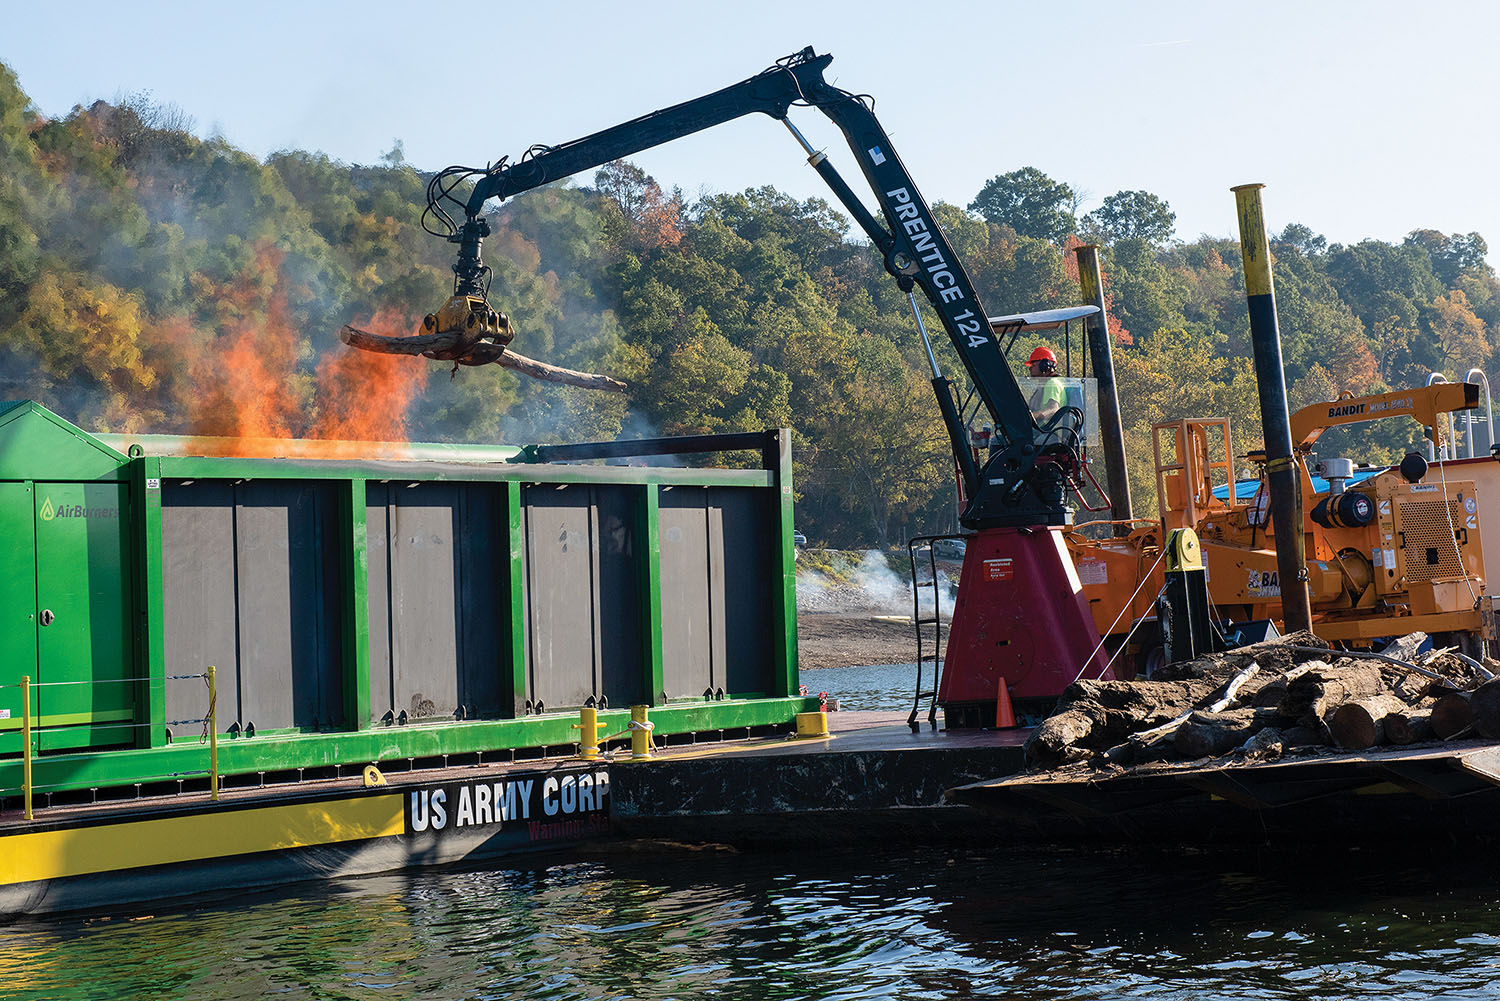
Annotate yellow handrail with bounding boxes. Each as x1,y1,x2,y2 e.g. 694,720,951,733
7,669,218,818
21,675,32,821
207,666,219,802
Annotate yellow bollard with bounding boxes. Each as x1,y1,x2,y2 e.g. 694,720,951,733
21,675,32,821
629,705,653,760
795,711,830,738
207,666,219,802
573,706,608,760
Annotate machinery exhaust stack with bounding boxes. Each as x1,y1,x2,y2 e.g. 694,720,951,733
1232,183,1313,634
1074,245,1132,533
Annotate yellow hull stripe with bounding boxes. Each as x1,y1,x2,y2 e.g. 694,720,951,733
0,794,406,885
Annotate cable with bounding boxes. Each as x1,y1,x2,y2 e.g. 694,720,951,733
1278,643,1493,683
201,671,216,744
1432,452,1480,607
421,165,483,238
421,156,516,241
1069,544,1173,686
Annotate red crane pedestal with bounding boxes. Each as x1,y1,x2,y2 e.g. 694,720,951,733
938,526,1111,727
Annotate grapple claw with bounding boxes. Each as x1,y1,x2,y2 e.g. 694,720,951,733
418,294,516,365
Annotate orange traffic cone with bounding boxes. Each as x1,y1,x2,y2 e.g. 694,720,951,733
995,679,1017,729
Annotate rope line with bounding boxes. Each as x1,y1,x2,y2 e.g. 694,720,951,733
0,673,208,689
1432,455,1480,607
1070,544,1172,687
201,672,216,744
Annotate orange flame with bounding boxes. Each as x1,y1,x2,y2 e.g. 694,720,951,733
179,243,427,456
311,307,427,443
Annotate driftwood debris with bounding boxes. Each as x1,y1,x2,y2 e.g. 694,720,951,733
1023,631,1500,774
1026,677,1224,767
1130,662,1262,760
1470,679,1500,739
1329,694,1411,749
1431,692,1475,739
1238,726,1286,760
340,324,628,392
1280,662,1385,727
1176,706,1281,758
1384,709,1433,746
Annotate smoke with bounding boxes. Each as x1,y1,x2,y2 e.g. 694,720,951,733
0,88,688,461
851,550,912,612
174,244,426,449
603,410,686,467
796,549,957,619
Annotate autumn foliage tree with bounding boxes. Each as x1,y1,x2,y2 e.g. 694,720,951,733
0,64,1496,546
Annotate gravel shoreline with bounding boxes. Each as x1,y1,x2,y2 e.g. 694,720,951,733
796,613,947,670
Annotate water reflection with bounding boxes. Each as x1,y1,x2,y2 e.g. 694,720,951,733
4,845,1500,1000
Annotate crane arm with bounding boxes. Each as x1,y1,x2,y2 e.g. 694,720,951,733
431,47,1074,526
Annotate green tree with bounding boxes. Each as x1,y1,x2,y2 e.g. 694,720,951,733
0,62,45,312
594,160,682,251
1082,190,1176,246
1104,237,1190,339
1277,223,1327,256
1405,229,1489,287
1326,240,1444,386
968,167,1075,243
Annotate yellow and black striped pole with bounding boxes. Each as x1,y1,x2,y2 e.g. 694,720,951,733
1232,183,1312,633
1075,245,1133,532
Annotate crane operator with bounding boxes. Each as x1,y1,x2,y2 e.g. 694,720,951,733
1025,346,1067,427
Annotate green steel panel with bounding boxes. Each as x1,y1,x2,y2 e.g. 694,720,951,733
33,482,134,752
641,485,664,705
594,485,646,707
342,480,372,731
0,406,801,794
505,481,527,715
770,429,800,697
0,708,132,730
0,402,127,481
522,485,604,710
0,482,36,757
136,458,168,748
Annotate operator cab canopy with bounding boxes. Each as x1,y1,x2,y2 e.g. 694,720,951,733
987,305,1098,333
987,305,1104,447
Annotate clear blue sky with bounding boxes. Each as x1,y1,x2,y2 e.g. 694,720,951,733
4,1,1497,265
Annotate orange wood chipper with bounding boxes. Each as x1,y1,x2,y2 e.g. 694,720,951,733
1067,381,1493,675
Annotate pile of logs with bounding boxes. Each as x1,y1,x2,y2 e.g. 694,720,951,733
1024,631,1500,771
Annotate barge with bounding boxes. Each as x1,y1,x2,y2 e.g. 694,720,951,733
0,401,815,913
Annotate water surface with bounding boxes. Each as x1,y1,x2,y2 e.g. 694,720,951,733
800,662,929,712
3,844,1498,1000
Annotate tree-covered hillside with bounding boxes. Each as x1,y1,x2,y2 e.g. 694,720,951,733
1,65,1496,548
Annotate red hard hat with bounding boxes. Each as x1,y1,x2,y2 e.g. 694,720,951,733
1028,346,1057,365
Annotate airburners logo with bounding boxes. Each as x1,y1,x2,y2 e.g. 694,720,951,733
39,496,118,521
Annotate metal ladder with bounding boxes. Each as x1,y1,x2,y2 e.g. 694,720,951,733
1425,368,1495,459
906,536,956,733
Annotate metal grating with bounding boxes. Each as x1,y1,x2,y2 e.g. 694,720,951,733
1398,500,1466,581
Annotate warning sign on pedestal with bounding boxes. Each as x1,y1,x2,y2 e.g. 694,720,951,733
982,558,1014,581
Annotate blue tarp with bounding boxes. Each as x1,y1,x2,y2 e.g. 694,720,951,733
1213,466,1384,501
